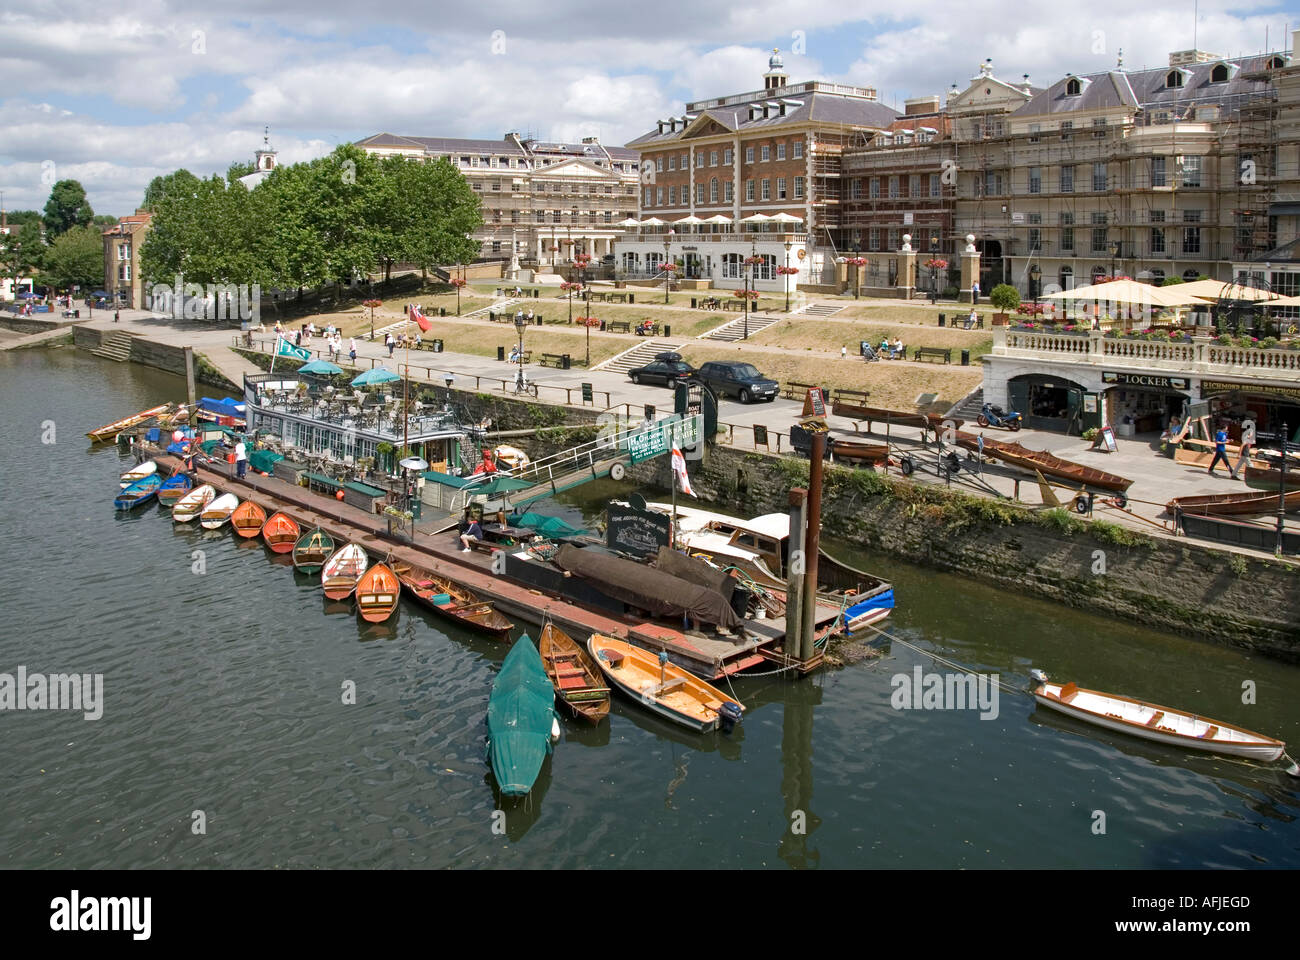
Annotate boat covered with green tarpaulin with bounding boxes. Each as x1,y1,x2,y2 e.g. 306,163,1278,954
487,635,556,797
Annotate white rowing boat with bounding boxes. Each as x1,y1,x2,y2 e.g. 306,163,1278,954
199,493,240,530
119,460,157,488
172,484,216,523
1030,670,1286,762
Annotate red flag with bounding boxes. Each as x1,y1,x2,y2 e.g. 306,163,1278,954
409,303,431,332
671,445,695,497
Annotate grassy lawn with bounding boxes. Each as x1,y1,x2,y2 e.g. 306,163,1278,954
677,343,981,414
825,301,1004,324
750,317,995,360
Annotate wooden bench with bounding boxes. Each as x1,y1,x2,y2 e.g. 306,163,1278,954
538,353,567,368
607,293,629,303
606,320,632,334
514,350,532,365
723,300,745,311
956,315,985,330
302,471,343,495
785,381,819,401
589,291,608,302
833,388,872,404
913,346,951,364
635,322,660,337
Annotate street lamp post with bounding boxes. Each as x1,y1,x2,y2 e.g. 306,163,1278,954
513,315,527,390
1030,263,1042,309
443,374,455,411
663,230,674,304
1109,240,1119,280
929,237,939,304
783,240,793,313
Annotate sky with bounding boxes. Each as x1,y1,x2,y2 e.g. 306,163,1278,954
2,0,1297,218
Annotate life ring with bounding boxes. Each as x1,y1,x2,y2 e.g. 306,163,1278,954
609,462,626,481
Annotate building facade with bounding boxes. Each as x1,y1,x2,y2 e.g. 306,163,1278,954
102,209,152,308
618,50,899,290
355,132,640,265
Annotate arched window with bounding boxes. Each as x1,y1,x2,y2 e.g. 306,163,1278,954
1269,56,1285,69
621,251,640,273
1166,70,1184,89
1150,269,1165,283
1091,266,1107,283
1066,78,1081,97
709,178,718,203
1210,64,1228,83
1182,269,1200,282
646,252,664,273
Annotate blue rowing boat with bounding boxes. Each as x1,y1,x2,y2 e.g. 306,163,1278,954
487,635,557,797
157,473,193,508
114,473,163,510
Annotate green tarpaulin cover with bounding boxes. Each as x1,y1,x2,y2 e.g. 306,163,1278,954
487,635,555,797
248,449,283,475
509,512,588,539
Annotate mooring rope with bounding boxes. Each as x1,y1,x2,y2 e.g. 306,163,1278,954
854,621,1029,698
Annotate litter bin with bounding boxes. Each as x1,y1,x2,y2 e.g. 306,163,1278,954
663,324,670,337
599,320,606,331
74,309,80,318
628,294,635,304
533,289,540,298
440,307,446,317
961,349,970,366
433,339,444,353
562,354,571,370
938,314,946,327
497,345,505,361
690,297,697,308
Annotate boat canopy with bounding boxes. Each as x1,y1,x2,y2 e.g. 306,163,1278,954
199,396,246,419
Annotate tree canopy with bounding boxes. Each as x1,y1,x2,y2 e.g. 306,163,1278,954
42,180,94,237
41,224,104,290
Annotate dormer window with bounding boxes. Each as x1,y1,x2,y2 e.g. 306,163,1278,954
1210,64,1228,83
1166,70,1185,89
1269,56,1286,69
1065,78,1081,96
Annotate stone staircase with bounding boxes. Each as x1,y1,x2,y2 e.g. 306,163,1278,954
796,302,847,318
91,330,134,362
595,339,685,374
701,311,783,342
946,386,985,422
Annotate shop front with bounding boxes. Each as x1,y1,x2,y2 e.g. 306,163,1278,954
1102,371,1191,438
1008,374,1098,435
1200,380,1300,445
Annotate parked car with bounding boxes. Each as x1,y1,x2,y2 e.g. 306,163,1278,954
695,361,779,403
628,352,696,387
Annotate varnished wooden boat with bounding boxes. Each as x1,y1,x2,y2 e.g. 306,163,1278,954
587,634,744,733
831,401,961,433
1243,462,1300,491
1167,487,1300,517
355,562,401,623
292,527,335,574
199,493,240,530
954,430,1134,491
231,499,267,538
830,438,890,463
321,543,368,599
539,623,609,724
1031,671,1285,762
172,484,216,523
391,560,513,639
261,511,300,553
157,473,193,507
119,460,157,488
88,404,172,442
114,474,162,510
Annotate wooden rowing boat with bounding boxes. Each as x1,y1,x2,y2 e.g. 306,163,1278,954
355,562,401,623
119,460,157,489
390,560,513,638
114,474,163,510
1167,488,1300,517
1243,463,1300,491
292,527,335,574
231,499,267,538
87,404,172,442
487,635,556,797
1031,671,1285,762
199,493,240,530
172,484,216,523
321,543,368,599
539,623,609,724
830,401,961,433
261,511,300,553
954,431,1134,491
157,473,193,507
587,634,744,733
830,438,890,463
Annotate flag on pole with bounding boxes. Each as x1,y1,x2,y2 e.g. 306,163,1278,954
408,303,431,332
275,336,310,361
671,445,695,497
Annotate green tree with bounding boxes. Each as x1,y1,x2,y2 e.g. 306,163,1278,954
3,210,44,228
1,221,47,282
989,283,1021,312
42,180,94,236
141,169,201,211
398,156,482,277
226,161,255,183
1160,276,1184,285
92,214,118,226
41,224,104,290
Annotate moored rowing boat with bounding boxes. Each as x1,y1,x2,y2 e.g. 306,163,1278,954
487,635,556,797
321,543,368,599
114,474,163,510
157,473,193,507
355,562,401,622
230,499,267,538
261,511,300,553
119,460,158,489
540,623,609,724
88,404,173,442
172,484,216,523
199,493,240,530
587,634,743,733
391,560,513,638
292,527,335,574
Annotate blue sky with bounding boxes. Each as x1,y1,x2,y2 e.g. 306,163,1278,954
2,0,1296,217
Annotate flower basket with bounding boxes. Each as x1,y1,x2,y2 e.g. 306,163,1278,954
923,258,948,270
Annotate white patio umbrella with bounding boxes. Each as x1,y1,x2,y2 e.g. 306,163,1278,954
1042,278,1202,328
639,217,666,226
616,217,641,227
1266,294,1300,307
767,212,803,223
739,213,772,223
1175,278,1279,302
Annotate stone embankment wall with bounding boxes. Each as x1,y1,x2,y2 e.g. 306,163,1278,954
75,327,240,392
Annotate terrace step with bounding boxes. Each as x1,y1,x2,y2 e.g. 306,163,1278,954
795,302,847,318
945,386,985,423
596,340,685,374
91,331,134,362
701,312,783,342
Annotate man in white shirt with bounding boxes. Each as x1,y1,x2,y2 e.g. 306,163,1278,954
234,439,248,479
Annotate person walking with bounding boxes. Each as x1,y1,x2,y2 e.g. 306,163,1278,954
841,345,847,360
349,337,357,364
114,310,120,323
1230,419,1256,480
1207,422,1231,476
234,437,248,480
385,332,396,357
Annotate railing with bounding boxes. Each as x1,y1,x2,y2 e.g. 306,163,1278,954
620,230,809,244
994,327,1300,380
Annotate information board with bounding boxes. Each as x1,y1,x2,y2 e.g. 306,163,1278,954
1099,425,1117,452
802,387,826,418
623,414,702,463
606,503,671,558
581,382,593,404
753,424,769,448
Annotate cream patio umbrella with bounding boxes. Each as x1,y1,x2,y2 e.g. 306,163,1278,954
1043,278,1202,328
1267,294,1300,307
1176,278,1279,302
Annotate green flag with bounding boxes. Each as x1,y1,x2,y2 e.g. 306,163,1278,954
276,337,310,361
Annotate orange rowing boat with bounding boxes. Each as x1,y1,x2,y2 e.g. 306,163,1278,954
231,499,266,538
261,511,300,553
355,562,401,623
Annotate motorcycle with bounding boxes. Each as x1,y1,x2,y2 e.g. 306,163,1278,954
976,402,1023,431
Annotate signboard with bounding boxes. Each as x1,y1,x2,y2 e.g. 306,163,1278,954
606,502,671,558
1102,371,1190,390
674,381,716,440
623,413,703,464
644,404,656,422
802,387,826,418
753,424,769,448
797,248,806,260
1099,425,1118,452
1201,380,1300,401
1083,394,1099,413
903,212,914,226
581,382,593,404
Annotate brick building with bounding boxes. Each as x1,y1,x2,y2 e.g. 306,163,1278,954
102,209,152,308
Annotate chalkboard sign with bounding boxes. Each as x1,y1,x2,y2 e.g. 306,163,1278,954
1099,425,1117,453
581,382,593,404
753,424,769,448
606,502,671,558
803,387,826,418
644,404,656,421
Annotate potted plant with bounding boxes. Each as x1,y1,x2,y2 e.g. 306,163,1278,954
989,283,1020,325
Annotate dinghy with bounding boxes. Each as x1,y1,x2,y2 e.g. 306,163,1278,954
172,484,216,523
199,493,240,530
487,635,556,797
1030,670,1286,762
539,623,609,724
390,560,513,639
587,634,744,733
114,474,163,510
157,473,193,507
119,460,157,488
321,543,368,599
292,527,335,574
88,404,173,442
230,500,267,538
261,512,300,553
355,562,401,623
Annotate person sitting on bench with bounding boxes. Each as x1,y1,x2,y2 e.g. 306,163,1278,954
460,517,484,552
890,336,904,359
964,309,978,329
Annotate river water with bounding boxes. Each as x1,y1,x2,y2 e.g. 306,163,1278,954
2,347,1297,869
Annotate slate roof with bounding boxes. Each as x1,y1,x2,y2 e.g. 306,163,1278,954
627,92,899,147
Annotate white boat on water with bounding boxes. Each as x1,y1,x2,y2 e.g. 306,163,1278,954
172,484,216,523
119,460,157,488
199,493,240,530
1030,670,1287,763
